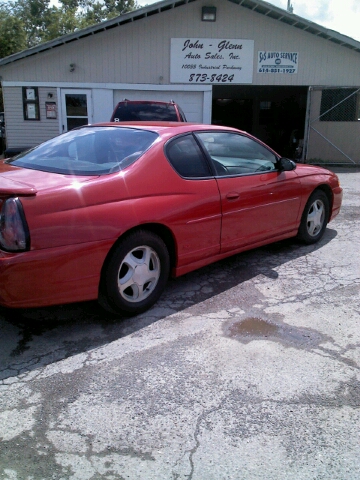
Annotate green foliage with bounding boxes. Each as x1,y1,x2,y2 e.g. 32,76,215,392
0,0,139,58
11,0,54,46
0,4,27,57
75,0,138,27
43,6,80,41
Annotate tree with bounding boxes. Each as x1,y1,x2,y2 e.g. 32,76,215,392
76,0,138,26
0,4,27,57
10,0,76,47
0,0,139,58
42,6,79,42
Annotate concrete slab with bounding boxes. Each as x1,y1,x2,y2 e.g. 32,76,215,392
0,170,359,479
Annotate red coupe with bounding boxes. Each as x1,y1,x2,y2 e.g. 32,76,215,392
0,123,342,314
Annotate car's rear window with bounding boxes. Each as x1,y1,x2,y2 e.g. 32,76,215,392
112,103,178,121
7,126,158,175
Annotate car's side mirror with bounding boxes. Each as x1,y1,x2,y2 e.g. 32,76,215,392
278,157,296,171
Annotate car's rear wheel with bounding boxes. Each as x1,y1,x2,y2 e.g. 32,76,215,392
297,190,329,244
99,230,170,315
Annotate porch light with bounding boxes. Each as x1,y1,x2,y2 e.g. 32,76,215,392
202,6,216,22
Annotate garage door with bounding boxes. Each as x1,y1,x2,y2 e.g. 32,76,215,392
113,90,203,123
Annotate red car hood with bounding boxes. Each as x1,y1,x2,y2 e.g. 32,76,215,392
0,161,95,196
295,163,333,176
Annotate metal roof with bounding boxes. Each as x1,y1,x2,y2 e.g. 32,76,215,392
1,0,359,66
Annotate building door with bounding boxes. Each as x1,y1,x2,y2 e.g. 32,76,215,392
305,86,360,165
61,89,92,132
212,85,308,158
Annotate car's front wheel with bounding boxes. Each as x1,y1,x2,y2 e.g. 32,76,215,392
99,230,170,315
297,190,329,244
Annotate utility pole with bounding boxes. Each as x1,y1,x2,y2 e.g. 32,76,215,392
287,0,293,13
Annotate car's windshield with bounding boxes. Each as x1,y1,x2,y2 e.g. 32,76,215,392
112,103,178,121
7,126,158,175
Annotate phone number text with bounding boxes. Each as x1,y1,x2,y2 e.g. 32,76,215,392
258,68,296,74
188,73,235,83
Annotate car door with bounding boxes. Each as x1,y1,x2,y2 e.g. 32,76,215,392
195,131,302,253
165,133,222,266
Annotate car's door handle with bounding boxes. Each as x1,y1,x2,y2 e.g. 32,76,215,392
226,192,240,201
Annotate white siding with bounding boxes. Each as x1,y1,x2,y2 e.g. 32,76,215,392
3,86,59,149
1,0,360,87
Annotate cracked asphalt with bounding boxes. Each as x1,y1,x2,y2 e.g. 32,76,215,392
0,168,359,480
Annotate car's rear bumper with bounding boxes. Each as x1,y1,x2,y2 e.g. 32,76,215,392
0,240,113,308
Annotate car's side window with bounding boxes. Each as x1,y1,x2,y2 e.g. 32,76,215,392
196,132,278,176
166,134,211,178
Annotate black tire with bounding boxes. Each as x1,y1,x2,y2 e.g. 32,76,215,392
99,230,170,315
297,190,329,244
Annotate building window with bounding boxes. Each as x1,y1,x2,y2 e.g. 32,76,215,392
259,101,273,124
320,88,359,122
22,87,40,121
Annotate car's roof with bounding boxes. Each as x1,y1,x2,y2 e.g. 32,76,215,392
92,122,241,135
115,100,176,105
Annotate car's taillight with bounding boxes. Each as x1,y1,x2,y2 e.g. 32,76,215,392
0,197,30,252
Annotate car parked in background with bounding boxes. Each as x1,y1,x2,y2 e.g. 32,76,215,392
110,100,187,122
0,123,342,315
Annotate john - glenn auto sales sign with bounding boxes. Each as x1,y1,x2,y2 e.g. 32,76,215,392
258,51,299,74
170,38,254,84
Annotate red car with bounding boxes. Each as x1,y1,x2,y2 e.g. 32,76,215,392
110,100,187,122
0,123,342,314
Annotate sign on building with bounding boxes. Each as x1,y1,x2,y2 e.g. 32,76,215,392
258,51,299,74
171,38,254,84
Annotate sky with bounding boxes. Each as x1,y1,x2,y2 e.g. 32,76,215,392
136,0,360,42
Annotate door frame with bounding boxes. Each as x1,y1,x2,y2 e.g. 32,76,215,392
60,89,93,133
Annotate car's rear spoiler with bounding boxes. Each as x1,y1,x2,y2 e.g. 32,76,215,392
0,177,37,196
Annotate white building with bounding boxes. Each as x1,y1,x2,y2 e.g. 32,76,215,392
1,0,360,163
